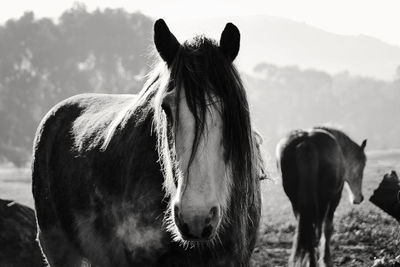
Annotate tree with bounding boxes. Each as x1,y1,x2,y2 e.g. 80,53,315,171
0,7,154,166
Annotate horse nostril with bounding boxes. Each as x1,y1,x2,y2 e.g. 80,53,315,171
174,204,180,217
205,206,219,225
353,195,364,204
201,225,213,239
180,223,191,237
174,204,179,215
209,206,219,219
174,204,184,224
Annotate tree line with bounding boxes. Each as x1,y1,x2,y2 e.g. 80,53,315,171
0,5,152,166
0,5,399,166
247,63,400,155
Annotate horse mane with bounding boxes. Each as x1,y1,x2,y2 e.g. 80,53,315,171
168,35,255,189
315,126,366,161
101,35,256,253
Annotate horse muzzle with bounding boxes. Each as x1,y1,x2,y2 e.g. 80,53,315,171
352,194,364,205
173,204,221,241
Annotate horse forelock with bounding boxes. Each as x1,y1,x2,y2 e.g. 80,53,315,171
150,36,256,196
179,36,254,183
168,36,256,253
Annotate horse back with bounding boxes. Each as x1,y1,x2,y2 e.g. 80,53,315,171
277,128,345,210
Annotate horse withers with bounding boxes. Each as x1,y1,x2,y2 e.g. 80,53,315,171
276,127,367,267
32,19,263,267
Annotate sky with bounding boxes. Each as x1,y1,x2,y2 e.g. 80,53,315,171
0,0,399,47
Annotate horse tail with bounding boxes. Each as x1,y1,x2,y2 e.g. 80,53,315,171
292,141,320,267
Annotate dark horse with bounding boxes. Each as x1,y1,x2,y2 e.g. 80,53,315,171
276,127,367,267
370,170,400,222
32,19,264,267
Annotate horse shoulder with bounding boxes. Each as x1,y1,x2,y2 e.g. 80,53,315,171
32,94,97,233
32,94,90,180
32,93,138,203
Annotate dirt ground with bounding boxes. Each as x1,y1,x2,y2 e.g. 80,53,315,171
0,150,399,267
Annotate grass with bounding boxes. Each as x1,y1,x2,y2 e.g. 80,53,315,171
0,151,399,266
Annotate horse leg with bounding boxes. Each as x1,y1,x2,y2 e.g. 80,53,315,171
288,228,297,267
321,216,333,267
38,225,84,267
319,200,337,267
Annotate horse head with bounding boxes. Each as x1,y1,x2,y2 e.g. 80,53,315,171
153,19,254,245
345,139,367,205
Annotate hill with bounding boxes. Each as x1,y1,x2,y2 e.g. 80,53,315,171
166,15,400,80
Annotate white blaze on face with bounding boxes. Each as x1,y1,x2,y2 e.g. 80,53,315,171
345,164,365,205
170,90,230,240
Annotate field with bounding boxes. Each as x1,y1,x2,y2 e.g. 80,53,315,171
0,151,399,266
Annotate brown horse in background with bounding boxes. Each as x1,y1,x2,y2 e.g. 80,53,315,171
276,127,367,267
32,19,264,267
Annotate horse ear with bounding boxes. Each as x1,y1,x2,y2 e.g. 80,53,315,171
360,139,367,150
219,22,240,62
154,19,180,66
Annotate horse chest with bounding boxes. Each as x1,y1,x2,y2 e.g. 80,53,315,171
115,213,168,260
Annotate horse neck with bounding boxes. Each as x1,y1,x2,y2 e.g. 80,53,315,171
326,129,361,181
325,129,356,161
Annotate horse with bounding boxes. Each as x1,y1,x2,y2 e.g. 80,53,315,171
32,19,264,267
276,126,367,267
370,170,400,222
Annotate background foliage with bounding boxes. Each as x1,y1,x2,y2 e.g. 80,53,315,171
0,5,399,166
